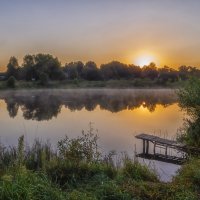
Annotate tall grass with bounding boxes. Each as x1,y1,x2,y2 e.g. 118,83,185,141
0,126,199,199
0,171,67,200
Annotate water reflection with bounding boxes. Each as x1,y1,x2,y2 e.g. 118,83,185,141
1,89,177,121
0,89,183,182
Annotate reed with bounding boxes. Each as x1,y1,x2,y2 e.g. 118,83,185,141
0,128,199,199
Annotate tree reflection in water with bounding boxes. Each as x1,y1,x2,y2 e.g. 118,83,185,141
1,89,177,121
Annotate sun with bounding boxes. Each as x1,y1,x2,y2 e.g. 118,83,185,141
134,55,155,67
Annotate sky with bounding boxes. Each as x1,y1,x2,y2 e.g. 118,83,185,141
0,0,200,70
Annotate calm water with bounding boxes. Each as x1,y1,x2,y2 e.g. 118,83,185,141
0,89,184,181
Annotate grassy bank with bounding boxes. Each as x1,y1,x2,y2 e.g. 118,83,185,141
0,132,199,200
0,79,187,90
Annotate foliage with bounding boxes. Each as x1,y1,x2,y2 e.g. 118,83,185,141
64,61,84,80
6,76,16,88
0,170,67,200
0,132,200,199
6,57,19,79
174,158,200,190
82,61,102,81
58,123,100,164
122,159,158,182
2,54,200,85
17,135,25,167
142,62,158,80
177,78,200,146
39,72,49,86
47,162,117,187
100,61,131,80
19,54,65,81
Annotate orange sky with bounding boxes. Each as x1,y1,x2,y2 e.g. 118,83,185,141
0,0,200,71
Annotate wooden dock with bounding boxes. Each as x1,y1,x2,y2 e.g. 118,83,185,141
135,133,187,164
136,133,185,153
136,153,185,165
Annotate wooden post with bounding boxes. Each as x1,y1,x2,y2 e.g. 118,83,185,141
143,140,145,154
146,141,149,154
153,142,156,155
165,146,168,157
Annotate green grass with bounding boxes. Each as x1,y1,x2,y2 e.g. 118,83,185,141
0,132,199,200
0,169,68,200
1,158,199,200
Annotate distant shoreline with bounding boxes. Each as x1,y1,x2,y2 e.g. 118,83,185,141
0,79,186,90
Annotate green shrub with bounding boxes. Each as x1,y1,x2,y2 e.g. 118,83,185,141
0,134,200,200
174,158,200,190
0,170,67,200
68,190,96,200
94,181,132,200
58,124,100,164
39,72,49,86
46,162,117,187
122,160,158,182
177,78,200,147
6,76,16,88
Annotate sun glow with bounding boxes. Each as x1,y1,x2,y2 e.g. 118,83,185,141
134,55,155,67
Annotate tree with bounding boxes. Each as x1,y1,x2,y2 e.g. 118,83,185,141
178,66,190,80
22,55,36,81
128,65,142,79
142,62,158,80
63,61,84,80
39,72,49,86
100,61,129,80
6,76,16,88
76,61,84,78
83,61,101,80
177,78,200,147
158,66,178,84
21,54,65,81
64,63,78,79
34,54,64,80
6,57,19,79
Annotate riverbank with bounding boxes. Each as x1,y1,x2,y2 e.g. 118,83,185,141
0,79,187,90
0,135,199,200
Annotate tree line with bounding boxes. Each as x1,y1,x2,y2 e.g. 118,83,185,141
3,54,200,84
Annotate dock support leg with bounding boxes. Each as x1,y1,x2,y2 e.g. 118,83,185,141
146,141,149,154
153,142,156,155
143,140,145,154
165,146,168,157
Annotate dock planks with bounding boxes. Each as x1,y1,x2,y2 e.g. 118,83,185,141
135,133,187,164
135,133,185,149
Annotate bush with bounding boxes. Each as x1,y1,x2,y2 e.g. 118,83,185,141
0,134,200,200
39,72,49,86
0,170,67,200
57,123,100,164
6,76,16,88
68,190,95,200
174,158,200,189
122,160,158,182
177,78,200,147
47,162,117,187
94,181,132,200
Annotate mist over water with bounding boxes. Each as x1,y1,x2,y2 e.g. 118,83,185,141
0,88,182,149
0,88,178,119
